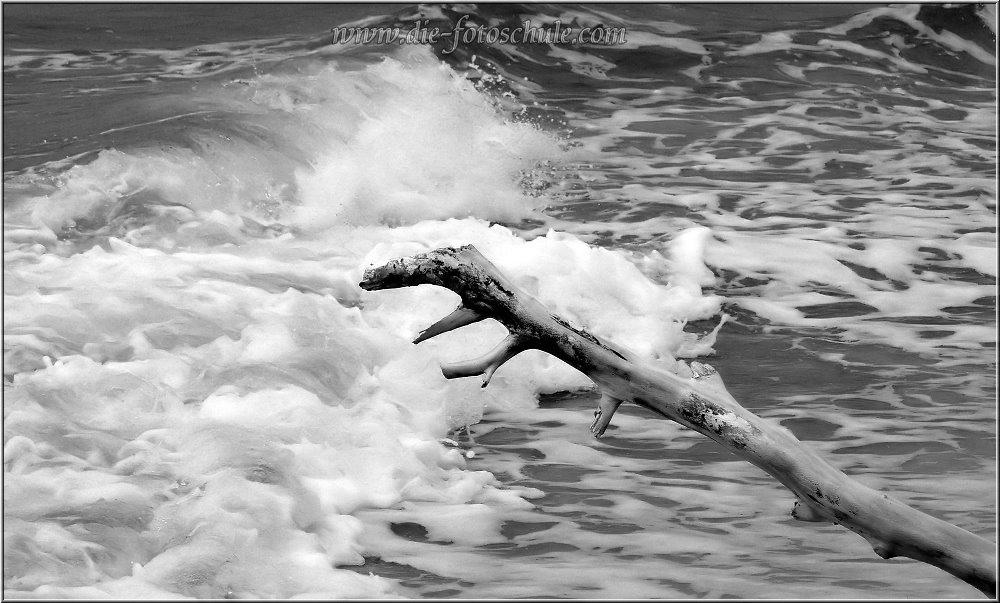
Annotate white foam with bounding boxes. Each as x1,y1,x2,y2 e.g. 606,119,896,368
7,46,564,235
4,206,725,597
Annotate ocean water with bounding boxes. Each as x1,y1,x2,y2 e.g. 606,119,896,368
2,3,996,599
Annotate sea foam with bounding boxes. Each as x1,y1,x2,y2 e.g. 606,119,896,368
3,43,725,597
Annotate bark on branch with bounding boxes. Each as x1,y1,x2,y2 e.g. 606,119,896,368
359,245,996,597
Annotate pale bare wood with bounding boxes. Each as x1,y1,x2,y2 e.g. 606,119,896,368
413,305,485,344
360,245,996,597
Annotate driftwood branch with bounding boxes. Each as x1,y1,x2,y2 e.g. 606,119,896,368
359,245,996,597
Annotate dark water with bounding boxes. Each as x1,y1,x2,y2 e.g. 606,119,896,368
3,3,996,599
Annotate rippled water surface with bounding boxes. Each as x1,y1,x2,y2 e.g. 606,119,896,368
3,3,996,599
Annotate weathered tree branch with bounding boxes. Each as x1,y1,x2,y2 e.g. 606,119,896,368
359,245,996,597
